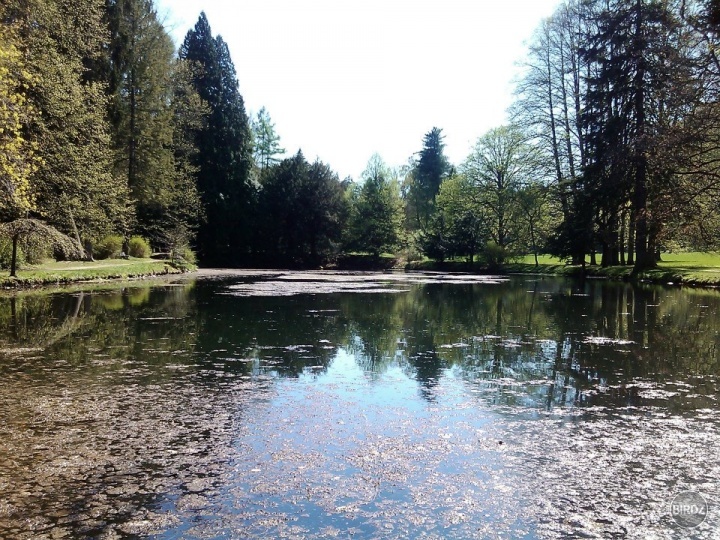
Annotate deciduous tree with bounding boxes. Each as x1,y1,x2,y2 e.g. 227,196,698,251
346,154,404,257
3,0,131,251
0,23,38,219
463,126,540,257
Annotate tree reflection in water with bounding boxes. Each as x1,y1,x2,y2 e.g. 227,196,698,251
0,273,718,538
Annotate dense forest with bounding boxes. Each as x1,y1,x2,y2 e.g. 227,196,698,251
1,0,720,271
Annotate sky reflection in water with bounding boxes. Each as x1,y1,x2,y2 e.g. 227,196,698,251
0,271,718,539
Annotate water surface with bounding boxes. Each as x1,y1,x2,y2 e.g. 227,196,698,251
0,271,718,538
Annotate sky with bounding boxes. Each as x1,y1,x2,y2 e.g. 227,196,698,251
154,0,562,180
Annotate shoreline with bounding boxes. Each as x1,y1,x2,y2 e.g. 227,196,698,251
3,256,720,291
0,259,188,290
406,260,720,288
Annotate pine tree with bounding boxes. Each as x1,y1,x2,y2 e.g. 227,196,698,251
180,13,254,265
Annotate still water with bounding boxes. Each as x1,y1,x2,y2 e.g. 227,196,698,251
0,270,718,539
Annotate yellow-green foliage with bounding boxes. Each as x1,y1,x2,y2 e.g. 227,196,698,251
178,246,196,265
0,25,40,216
128,236,151,258
95,235,124,259
0,237,22,269
19,235,51,264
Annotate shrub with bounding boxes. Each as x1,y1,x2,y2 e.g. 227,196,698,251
177,245,196,265
482,241,509,267
402,246,424,263
128,236,151,258
94,235,123,259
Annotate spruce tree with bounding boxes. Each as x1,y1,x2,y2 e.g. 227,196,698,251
579,0,695,270
408,127,450,231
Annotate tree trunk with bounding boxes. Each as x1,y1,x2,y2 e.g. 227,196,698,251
609,215,619,266
601,238,610,267
10,233,18,277
627,215,635,266
68,207,89,260
632,0,656,272
619,211,626,265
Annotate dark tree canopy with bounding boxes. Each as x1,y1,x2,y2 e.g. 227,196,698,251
180,12,254,265
257,152,347,267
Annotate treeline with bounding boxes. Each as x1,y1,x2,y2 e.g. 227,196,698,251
420,0,720,272
0,1,246,267
511,0,720,270
2,0,720,270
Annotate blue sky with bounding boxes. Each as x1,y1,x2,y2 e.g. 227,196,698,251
155,0,562,180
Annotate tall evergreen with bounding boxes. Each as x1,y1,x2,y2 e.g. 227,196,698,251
408,127,450,231
252,106,285,173
580,0,697,270
180,13,254,265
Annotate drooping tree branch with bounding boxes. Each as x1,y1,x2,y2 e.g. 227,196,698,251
0,219,83,276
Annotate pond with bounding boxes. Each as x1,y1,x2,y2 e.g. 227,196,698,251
0,270,718,539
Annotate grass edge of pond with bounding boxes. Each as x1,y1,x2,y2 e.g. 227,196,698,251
408,252,720,288
0,259,190,289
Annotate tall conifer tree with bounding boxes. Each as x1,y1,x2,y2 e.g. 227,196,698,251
252,107,285,173
180,13,254,265
407,127,450,231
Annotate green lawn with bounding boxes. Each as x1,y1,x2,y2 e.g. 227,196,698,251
0,258,185,288
511,252,720,286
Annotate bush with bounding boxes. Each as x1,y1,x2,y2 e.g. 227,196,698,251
95,235,123,259
482,241,509,267
0,238,23,270
128,236,151,258
402,246,425,263
176,245,196,265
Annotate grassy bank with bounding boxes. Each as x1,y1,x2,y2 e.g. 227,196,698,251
0,258,188,288
410,252,720,287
